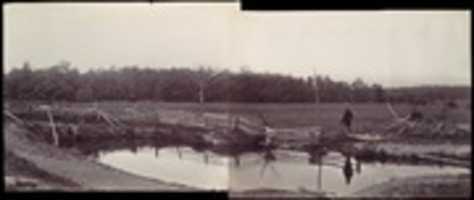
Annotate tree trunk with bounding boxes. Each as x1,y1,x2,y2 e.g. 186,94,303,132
199,86,205,104
46,109,59,147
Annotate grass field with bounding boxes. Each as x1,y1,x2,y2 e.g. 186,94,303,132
11,100,469,134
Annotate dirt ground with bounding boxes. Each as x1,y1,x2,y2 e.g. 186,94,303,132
5,150,80,191
4,122,197,191
353,173,471,197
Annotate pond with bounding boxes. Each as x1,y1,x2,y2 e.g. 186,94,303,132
75,139,469,195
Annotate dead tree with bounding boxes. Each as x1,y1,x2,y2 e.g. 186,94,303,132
384,102,423,135
187,66,226,105
312,69,320,104
37,105,60,147
257,112,277,147
4,110,26,125
86,103,124,134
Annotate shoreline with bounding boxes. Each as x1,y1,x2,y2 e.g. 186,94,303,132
5,122,200,191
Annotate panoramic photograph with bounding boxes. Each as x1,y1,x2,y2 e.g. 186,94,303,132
3,2,471,198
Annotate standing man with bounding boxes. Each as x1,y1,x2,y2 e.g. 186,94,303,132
341,104,354,134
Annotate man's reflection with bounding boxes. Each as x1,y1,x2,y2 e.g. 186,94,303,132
343,155,354,185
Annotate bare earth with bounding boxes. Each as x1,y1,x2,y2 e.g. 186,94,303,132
353,173,471,197
4,122,197,191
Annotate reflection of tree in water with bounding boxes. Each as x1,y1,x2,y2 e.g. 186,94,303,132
204,151,209,164
154,147,159,157
176,145,182,159
308,146,328,191
308,146,328,165
153,139,168,158
233,154,240,167
259,148,279,178
355,157,362,174
128,138,138,154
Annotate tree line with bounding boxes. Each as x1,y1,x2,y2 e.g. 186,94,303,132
3,62,469,104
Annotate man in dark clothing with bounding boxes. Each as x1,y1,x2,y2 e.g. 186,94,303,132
341,107,354,133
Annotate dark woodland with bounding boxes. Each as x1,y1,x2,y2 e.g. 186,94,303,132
3,61,470,103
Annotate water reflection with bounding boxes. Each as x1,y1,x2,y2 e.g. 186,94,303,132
234,155,240,168
176,146,183,159
204,151,209,165
260,148,278,178
73,139,469,195
308,147,327,191
356,159,362,174
343,156,353,185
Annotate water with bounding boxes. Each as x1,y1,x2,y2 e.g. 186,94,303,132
229,150,468,195
81,141,469,195
96,146,230,190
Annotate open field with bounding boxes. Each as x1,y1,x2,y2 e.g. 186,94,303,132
9,100,471,130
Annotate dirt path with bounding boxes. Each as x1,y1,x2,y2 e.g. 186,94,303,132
4,122,198,191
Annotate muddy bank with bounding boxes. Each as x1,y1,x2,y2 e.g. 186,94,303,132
4,122,198,191
5,151,80,191
353,173,471,197
230,188,329,199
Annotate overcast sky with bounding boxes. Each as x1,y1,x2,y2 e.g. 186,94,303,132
3,3,471,87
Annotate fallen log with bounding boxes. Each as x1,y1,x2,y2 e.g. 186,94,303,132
93,109,122,128
12,110,105,124
386,102,400,119
4,110,26,125
346,133,387,142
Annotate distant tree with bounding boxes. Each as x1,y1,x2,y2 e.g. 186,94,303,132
11,62,461,104
372,84,386,102
351,78,370,102
75,85,94,102
192,66,226,104
5,62,35,100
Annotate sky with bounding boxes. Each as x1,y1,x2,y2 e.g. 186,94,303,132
3,3,471,87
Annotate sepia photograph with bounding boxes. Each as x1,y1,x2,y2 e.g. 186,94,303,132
3,2,471,198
